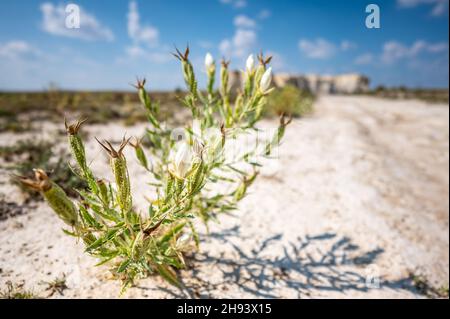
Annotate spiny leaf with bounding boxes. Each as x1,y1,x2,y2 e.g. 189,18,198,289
117,259,132,273
156,264,181,288
158,222,186,245
85,228,121,252
95,251,119,266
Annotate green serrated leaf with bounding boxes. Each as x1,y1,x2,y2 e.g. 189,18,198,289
158,222,186,245
62,228,78,237
156,264,181,288
95,251,119,266
85,228,121,252
117,259,132,273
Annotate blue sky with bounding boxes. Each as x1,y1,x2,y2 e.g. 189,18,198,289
0,0,448,90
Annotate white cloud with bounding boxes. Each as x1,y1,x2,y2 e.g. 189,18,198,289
234,15,256,28
127,1,159,46
0,41,40,59
220,13,258,59
122,45,171,63
125,45,146,58
219,0,247,8
426,41,450,52
381,40,449,63
397,0,448,16
219,39,232,56
118,1,170,64
353,40,448,66
298,38,336,59
235,0,247,8
198,40,214,49
258,9,272,19
354,53,374,65
40,3,114,41
233,29,257,56
430,0,449,15
220,29,257,58
341,40,357,51
299,38,358,59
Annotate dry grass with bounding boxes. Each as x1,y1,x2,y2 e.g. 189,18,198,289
0,91,185,130
0,281,39,299
366,87,449,104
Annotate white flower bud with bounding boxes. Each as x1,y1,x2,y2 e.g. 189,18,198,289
260,67,272,93
205,52,214,70
246,54,255,72
192,119,202,139
169,143,193,179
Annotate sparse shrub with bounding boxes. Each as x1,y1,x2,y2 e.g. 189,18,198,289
17,49,293,293
0,281,38,299
410,273,450,298
265,85,314,118
0,198,27,221
367,86,449,104
0,139,85,199
0,116,32,133
41,275,68,297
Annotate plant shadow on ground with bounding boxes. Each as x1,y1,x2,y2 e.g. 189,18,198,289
138,226,425,298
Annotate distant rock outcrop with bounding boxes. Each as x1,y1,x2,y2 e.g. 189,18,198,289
229,71,370,95
228,70,243,94
274,73,370,94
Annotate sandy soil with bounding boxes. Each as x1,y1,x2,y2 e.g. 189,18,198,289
0,95,448,298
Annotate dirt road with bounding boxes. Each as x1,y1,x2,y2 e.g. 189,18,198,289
0,95,448,298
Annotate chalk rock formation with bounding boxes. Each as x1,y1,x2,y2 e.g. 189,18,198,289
229,70,370,95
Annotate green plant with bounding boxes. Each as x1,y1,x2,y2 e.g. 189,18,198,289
410,273,450,299
41,275,68,297
18,48,292,293
265,85,314,118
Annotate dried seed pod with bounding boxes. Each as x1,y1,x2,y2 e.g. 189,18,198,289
220,58,230,97
255,52,272,87
96,136,132,212
65,118,88,171
257,51,273,69
173,45,197,98
17,169,78,227
65,118,99,194
132,78,160,128
133,78,150,108
45,182,79,227
172,45,190,62
205,53,216,95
